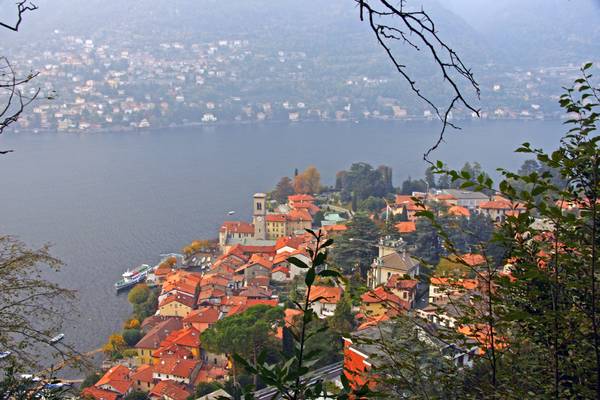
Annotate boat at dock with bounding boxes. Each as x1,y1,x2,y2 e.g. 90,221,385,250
114,264,153,291
49,333,65,344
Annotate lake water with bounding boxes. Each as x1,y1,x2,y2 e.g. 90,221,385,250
0,120,565,361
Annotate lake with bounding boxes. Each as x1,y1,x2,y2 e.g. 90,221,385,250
0,119,565,362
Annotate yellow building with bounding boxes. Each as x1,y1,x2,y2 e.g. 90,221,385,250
157,294,195,318
266,214,288,240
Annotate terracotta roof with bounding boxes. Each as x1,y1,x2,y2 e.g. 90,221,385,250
183,307,220,325
361,286,407,310
152,343,194,360
201,275,229,288
266,214,288,222
150,380,192,400
386,275,418,290
448,205,471,217
322,224,348,233
434,194,456,201
159,293,196,309
220,221,254,234
307,286,343,304
288,194,315,202
235,254,273,273
130,364,154,383
238,286,273,299
162,280,198,296
284,308,303,328
479,200,525,210
288,209,312,222
430,277,478,290
95,365,131,394
162,327,201,348
272,265,290,275
154,358,200,379
136,318,183,350
228,298,278,316
395,195,415,206
395,221,416,233
197,288,226,301
275,236,310,252
81,387,119,400
461,253,486,267
357,314,390,330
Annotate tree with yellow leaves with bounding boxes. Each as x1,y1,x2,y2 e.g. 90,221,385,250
294,166,321,194
102,334,126,359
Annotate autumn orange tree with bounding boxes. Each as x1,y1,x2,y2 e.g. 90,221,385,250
294,166,321,194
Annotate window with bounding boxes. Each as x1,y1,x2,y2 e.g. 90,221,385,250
256,202,262,211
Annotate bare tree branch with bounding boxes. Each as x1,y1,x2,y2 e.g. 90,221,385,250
356,0,481,162
0,1,38,32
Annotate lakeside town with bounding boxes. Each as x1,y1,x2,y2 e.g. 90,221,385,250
72,161,559,400
4,28,586,134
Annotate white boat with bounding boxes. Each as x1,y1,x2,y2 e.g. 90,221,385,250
49,333,65,344
115,264,152,291
228,210,235,215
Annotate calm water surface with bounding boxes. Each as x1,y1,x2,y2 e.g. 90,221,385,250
0,120,564,357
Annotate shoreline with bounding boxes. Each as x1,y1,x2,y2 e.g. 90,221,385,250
11,115,564,136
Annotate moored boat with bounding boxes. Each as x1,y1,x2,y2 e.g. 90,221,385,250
49,333,65,344
114,264,152,291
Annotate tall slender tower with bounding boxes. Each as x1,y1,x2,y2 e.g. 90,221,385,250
253,193,267,240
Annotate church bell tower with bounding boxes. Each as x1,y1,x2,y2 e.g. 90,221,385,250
253,193,267,240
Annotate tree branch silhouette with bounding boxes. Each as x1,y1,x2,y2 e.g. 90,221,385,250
0,1,38,32
356,0,481,162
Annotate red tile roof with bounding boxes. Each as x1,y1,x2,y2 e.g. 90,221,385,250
154,358,200,379
220,221,254,234
130,364,154,383
95,365,131,394
159,293,196,309
150,380,192,400
162,327,201,348
136,318,183,350
308,286,343,304
81,387,119,400
386,275,418,290
266,214,288,222
361,286,407,309
288,194,315,202
448,205,471,217
395,221,416,233
183,306,220,325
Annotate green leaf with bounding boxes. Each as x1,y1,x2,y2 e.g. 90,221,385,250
288,256,309,269
305,268,316,287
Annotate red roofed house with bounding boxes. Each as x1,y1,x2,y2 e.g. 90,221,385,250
385,274,418,309
156,327,202,361
307,286,343,318
235,254,272,285
448,205,471,218
153,358,201,385
395,221,416,234
271,265,291,282
219,221,255,247
429,277,479,304
361,286,408,319
158,293,196,318
80,386,120,400
131,364,155,393
183,306,220,333
135,318,183,365
82,365,132,400
149,379,192,400
478,199,525,222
